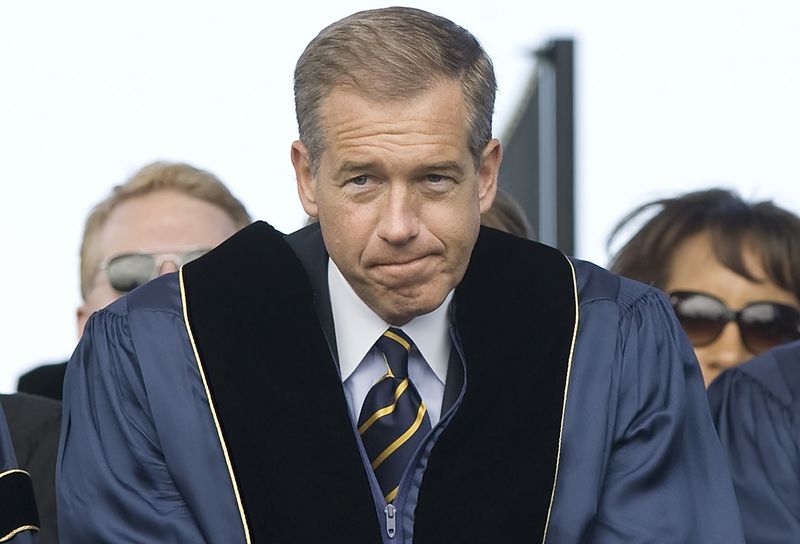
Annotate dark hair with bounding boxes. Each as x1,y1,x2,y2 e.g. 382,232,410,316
481,188,535,239
608,188,800,300
294,6,496,173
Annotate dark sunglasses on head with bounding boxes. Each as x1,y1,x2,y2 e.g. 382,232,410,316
100,248,210,293
669,291,800,355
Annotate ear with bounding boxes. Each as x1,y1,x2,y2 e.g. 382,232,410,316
291,140,319,217
477,138,502,214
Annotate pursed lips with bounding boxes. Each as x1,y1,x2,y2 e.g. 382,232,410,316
367,254,440,281
375,255,429,267
368,248,446,268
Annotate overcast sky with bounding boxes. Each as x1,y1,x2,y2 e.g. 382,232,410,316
1,0,798,390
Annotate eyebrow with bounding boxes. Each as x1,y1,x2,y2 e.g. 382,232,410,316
333,160,467,178
335,161,380,177
414,161,466,177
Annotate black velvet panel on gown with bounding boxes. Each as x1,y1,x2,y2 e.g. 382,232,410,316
413,227,576,543
182,222,576,543
182,222,381,543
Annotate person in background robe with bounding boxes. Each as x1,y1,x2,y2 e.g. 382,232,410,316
10,161,250,543
17,161,252,400
708,340,800,543
609,188,800,386
0,400,39,542
0,393,59,544
58,8,744,542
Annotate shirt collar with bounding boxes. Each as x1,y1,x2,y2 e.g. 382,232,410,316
328,258,452,384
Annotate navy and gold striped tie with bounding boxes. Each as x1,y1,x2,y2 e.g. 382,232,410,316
357,328,432,504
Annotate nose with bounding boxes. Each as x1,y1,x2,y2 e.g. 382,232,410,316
696,321,752,386
158,259,180,275
376,184,419,245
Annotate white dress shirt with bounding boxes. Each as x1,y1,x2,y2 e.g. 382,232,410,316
328,259,452,426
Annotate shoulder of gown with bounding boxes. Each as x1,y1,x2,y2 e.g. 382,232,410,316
545,259,744,543
58,272,246,543
708,340,800,543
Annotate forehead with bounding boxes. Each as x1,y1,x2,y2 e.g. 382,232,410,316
97,190,238,259
319,81,470,169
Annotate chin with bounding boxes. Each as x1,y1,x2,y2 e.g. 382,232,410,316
381,291,447,325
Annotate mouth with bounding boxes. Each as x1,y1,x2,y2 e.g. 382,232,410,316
375,255,430,267
370,254,437,284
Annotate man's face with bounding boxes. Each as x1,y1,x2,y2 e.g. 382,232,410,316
78,190,240,335
293,80,501,325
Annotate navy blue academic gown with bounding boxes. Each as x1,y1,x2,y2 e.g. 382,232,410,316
1,402,38,542
58,223,744,543
709,340,800,543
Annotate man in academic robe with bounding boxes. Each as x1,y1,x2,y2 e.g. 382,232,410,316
58,7,745,543
709,340,800,543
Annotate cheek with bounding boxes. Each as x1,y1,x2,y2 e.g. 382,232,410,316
692,346,709,367
692,345,728,381
84,283,122,314
320,214,375,264
432,221,480,281
435,209,480,250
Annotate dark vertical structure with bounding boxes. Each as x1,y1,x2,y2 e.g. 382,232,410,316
499,39,575,254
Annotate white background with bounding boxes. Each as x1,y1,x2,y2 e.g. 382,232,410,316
1,0,798,391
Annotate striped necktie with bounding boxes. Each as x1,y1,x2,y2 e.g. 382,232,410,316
357,328,432,504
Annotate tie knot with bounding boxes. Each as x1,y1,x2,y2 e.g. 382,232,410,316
376,328,412,378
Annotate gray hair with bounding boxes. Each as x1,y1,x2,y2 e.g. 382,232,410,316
294,6,496,173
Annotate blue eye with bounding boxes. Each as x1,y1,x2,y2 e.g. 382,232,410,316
350,175,369,186
426,174,446,183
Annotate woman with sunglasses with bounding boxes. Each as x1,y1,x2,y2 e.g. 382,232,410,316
609,188,800,386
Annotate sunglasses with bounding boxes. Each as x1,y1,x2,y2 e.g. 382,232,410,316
99,248,210,293
669,291,800,355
